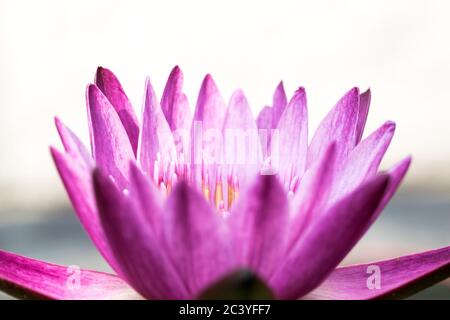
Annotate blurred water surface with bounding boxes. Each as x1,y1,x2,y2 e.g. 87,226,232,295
0,192,449,300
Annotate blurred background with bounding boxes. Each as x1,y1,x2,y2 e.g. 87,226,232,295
0,0,449,299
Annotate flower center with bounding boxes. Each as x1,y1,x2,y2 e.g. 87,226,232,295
149,152,300,214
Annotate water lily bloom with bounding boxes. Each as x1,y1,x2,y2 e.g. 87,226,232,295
1,66,449,300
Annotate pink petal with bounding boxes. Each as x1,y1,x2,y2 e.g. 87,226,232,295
192,74,227,131
355,88,371,144
271,88,308,181
0,250,139,300
50,147,120,273
190,74,227,182
256,106,273,157
271,174,389,299
256,106,273,131
330,121,396,203
223,90,257,133
54,117,94,168
307,88,359,169
229,174,289,281
162,182,235,297
369,156,411,225
223,90,260,185
137,78,176,177
287,143,337,252
86,84,135,189
303,246,450,300
271,81,288,128
93,168,188,299
128,162,164,235
161,66,192,133
95,67,139,154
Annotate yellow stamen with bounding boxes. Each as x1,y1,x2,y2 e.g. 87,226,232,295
214,182,223,210
202,180,210,202
227,183,234,209
166,181,172,195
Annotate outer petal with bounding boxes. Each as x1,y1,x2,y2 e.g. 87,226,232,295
355,88,371,144
86,84,135,189
137,78,176,177
50,147,119,273
223,90,260,185
95,67,139,154
303,246,450,300
287,143,337,252
54,117,93,168
271,88,308,182
271,81,287,128
93,168,188,300
128,163,164,235
307,88,359,169
330,121,396,203
370,156,412,225
0,250,139,300
162,182,235,297
229,174,289,281
271,174,389,299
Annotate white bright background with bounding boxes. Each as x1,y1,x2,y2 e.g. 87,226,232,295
1,0,450,211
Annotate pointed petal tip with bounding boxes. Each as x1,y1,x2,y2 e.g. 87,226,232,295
391,155,413,173
170,65,182,76
362,87,371,95
294,87,306,97
381,120,396,134
86,83,102,103
49,145,61,160
95,66,115,84
350,87,360,95
54,115,61,127
229,88,247,103
202,73,217,89
277,80,285,90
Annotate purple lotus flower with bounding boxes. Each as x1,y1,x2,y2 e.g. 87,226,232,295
1,66,449,300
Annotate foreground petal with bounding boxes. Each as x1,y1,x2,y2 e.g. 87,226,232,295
307,88,359,168
93,168,188,299
229,174,289,281
162,182,235,297
287,143,337,252
137,78,176,177
0,250,139,300
303,246,450,300
50,147,119,273
271,88,308,182
128,163,164,234
86,84,135,189
271,174,389,299
95,67,139,154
